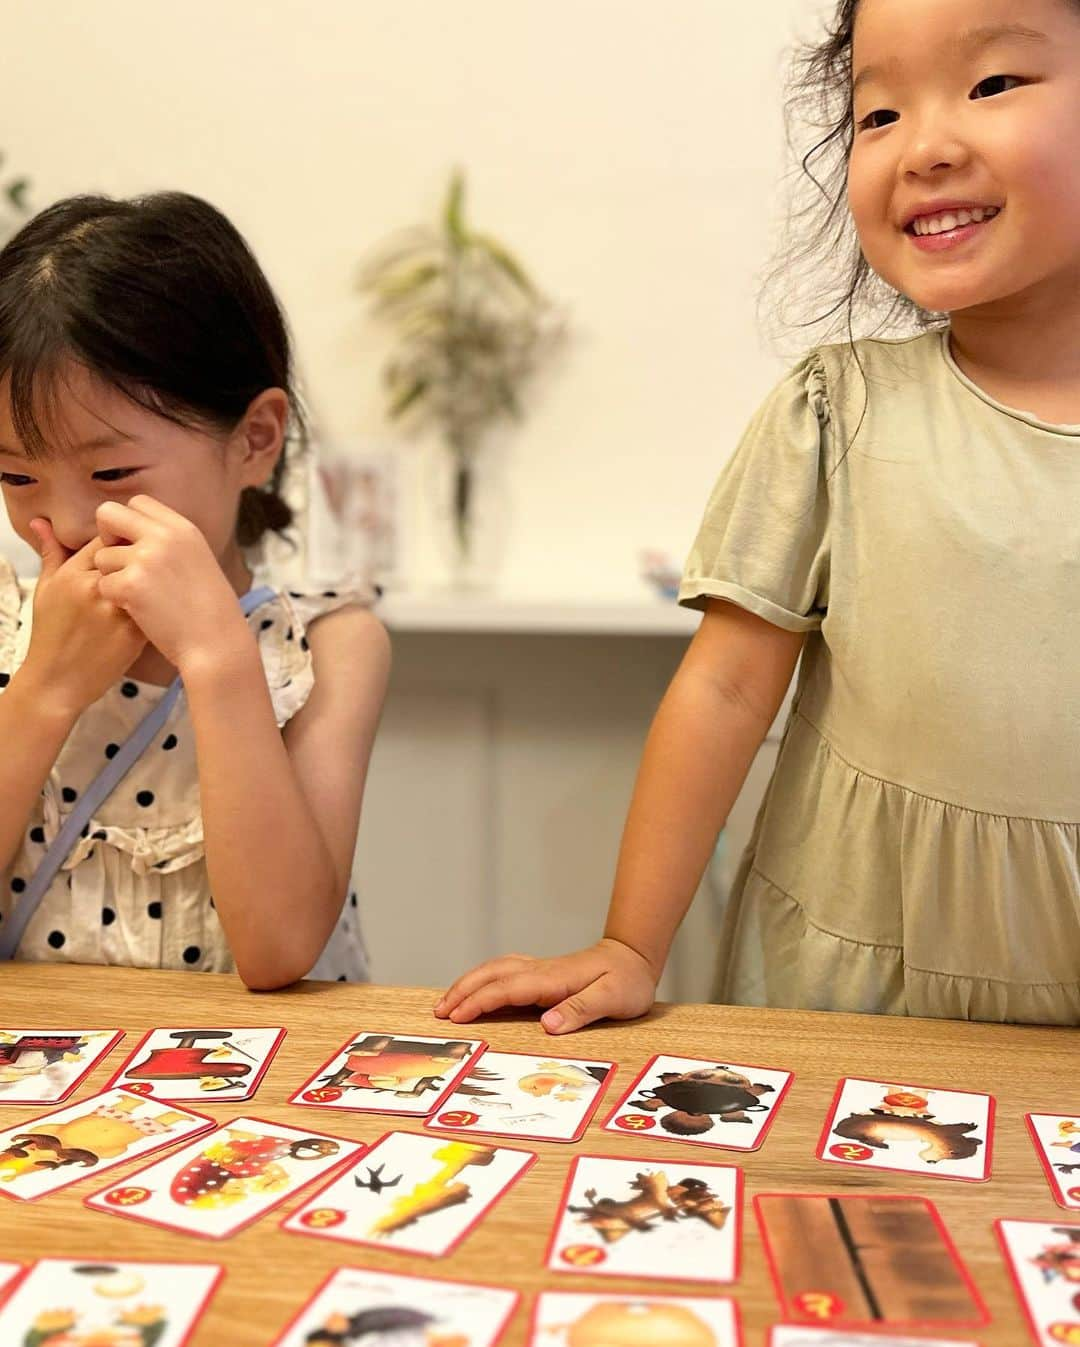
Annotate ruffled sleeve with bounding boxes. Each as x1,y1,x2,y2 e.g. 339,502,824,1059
0,557,26,681
255,580,379,727
678,351,832,632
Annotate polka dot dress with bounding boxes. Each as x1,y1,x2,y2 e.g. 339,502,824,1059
0,560,373,981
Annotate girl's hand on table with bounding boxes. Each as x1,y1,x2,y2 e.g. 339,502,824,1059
21,519,147,715
433,938,658,1034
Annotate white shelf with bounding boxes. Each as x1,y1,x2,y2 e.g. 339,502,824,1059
377,591,700,636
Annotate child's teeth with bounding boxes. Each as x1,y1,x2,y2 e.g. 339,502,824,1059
914,206,999,236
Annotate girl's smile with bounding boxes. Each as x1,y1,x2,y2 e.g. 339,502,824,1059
903,201,1003,252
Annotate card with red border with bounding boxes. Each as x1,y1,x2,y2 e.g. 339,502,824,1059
270,1266,520,1347
755,1193,989,1330
600,1053,793,1151
996,1216,1080,1346
545,1153,742,1284
85,1114,362,1239
0,1085,214,1202
424,1049,614,1143
0,1262,21,1303
0,1028,124,1104
528,1290,743,1346
106,1026,285,1103
816,1077,994,1182
287,1029,487,1116
282,1128,536,1257
0,1257,222,1346
768,1328,982,1346
1027,1114,1080,1212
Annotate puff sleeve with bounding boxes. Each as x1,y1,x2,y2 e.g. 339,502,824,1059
679,351,832,632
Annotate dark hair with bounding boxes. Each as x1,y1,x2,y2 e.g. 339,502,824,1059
759,0,944,352
0,191,303,546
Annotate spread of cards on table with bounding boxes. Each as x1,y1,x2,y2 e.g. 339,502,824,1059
0,1023,1073,1345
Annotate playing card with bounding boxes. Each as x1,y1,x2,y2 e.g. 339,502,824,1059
85,1114,362,1239
270,1267,520,1347
287,1029,487,1116
0,1258,222,1346
0,1085,214,1202
0,1028,124,1104
997,1217,1080,1346
424,1049,614,1143
106,1026,286,1102
755,1193,988,1330
0,1262,20,1301
545,1153,741,1284
768,1330,981,1346
282,1128,536,1257
528,1291,742,1347
1027,1114,1080,1211
601,1053,793,1151
817,1078,993,1182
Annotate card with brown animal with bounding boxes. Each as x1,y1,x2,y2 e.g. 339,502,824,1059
817,1078,994,1182
545,1153,741,1285
601,1054,794,1152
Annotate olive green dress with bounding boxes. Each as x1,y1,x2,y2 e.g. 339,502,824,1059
679,328,1080,1025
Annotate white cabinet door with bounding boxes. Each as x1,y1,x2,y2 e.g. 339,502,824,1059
353,632,790,1004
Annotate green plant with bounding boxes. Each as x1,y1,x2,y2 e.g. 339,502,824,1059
358,169,562,556
0,151,30,242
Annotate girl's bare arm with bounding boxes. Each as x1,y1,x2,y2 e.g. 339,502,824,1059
182,605,390,989
435,599,805,1031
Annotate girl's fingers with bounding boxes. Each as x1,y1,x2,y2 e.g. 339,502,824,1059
95,569,144,619
96,519,129,547
27,518,72,578
127,493,186,525
434,956,532,1016
92,544,132,577
96,499,156,543
66,536,108,571
95,570,124,605
541,974,617,1034
445,968,569,1024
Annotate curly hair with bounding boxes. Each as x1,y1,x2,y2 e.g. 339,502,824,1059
758,0,946,354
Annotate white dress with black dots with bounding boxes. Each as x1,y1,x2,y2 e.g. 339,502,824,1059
0,558,371,982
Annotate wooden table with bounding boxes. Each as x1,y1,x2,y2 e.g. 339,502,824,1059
0,964,1073,1345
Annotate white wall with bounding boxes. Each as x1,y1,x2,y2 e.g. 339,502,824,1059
0,0,827,596
0,2,841,994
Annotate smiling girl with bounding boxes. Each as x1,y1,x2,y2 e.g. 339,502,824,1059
438,0,1080,1030
0,193,390,988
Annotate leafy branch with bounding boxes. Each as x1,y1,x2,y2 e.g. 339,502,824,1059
0,150,31,244
358,170,564,552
